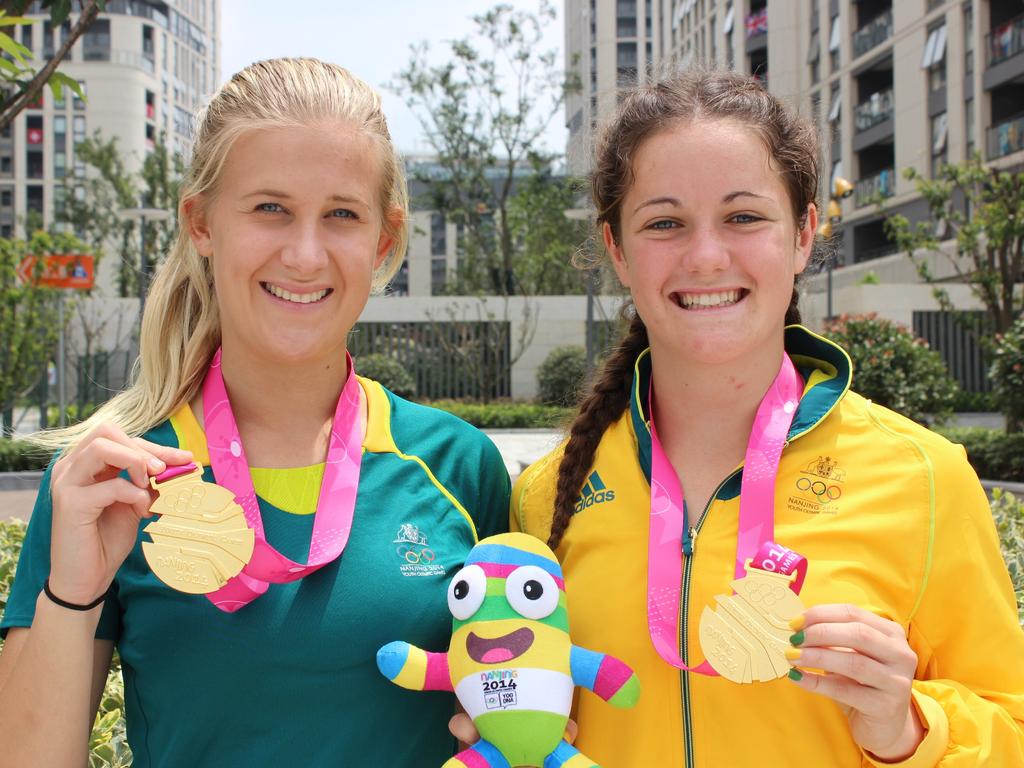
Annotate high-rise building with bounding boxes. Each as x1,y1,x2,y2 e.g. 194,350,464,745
1,0,220,292
566,0,1024,269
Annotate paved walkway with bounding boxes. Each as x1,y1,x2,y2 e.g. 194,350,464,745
0,429,565,523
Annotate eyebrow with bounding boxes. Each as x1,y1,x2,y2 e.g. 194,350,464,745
243,189,369,206
722,190,770,203
632,196,681,215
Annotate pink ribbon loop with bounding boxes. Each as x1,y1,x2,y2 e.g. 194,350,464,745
646,352,806,674
199,348,365,612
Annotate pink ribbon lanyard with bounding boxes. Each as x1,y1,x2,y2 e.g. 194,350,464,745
647,352,805,672
200,348,364,612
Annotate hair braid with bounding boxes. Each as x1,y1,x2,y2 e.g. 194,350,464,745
548,310,649,549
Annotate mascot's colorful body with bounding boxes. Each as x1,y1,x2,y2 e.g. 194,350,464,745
377,532,639,768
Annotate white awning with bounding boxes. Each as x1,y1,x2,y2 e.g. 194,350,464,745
932,112,949,153
723,5,734,35
922,25,947,68
828,89,842,122
829,17,841,52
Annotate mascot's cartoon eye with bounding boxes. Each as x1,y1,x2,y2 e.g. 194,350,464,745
447,564,487,620
505,565,559,620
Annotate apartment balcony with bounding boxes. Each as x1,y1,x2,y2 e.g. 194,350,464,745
855,168,895,207
853,10,893,59
745,8,767,53
988,12,1024,66
984,12,1024,90
987,112,1024,159
854,90,894,132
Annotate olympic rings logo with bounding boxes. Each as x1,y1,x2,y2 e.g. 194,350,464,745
396,545,436,564
796,477,842,500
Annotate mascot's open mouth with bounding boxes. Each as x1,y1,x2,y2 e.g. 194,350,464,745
466,628,535,664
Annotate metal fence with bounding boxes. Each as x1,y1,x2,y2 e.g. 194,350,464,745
913,310,991,393
349,320,511,401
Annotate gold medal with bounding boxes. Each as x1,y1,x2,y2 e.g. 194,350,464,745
699,562,805,684
142,467,255,594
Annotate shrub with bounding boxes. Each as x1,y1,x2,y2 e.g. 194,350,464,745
0,439,51,472
355,353,416,399
991,489,1024,624
427,400,571,429
537,346,587,407
950,389,998,413
824,314,959,425
990,316,1024,431
0,518,132,766
936,427,1024,482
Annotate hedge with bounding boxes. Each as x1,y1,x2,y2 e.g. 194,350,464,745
936,427,1024,483
425,400,572,429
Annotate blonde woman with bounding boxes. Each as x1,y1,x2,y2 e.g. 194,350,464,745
0,59,509,767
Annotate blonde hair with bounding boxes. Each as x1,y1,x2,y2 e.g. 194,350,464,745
32,58,409,450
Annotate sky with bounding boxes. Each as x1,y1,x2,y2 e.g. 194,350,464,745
219,0,568,157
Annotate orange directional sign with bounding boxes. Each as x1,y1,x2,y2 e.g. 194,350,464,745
16,254,95,289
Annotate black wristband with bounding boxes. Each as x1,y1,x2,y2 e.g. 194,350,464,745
42,578,107,611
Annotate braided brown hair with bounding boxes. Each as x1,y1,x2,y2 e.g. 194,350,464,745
548,68,817,549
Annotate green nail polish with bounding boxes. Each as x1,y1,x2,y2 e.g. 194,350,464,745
788,668,803,682
789,630,805,646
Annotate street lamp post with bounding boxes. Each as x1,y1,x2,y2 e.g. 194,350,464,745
563,207,597,374
118,206,172,330
816,177,854,320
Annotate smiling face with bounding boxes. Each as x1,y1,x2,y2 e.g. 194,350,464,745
605,118,816,369
186,122,397,368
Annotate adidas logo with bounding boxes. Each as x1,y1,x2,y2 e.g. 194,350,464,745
575,471,616,514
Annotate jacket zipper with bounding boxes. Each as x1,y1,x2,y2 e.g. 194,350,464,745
679,469,739,768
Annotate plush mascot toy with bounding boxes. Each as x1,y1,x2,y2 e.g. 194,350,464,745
377,532,640,768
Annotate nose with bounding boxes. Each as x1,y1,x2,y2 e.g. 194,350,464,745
682,223,730,274
280,218,329,273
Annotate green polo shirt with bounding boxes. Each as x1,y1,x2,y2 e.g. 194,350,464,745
2,377,510,767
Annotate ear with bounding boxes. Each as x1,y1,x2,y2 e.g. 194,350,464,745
603,221,631,288
375,206,404,270
793,202,817,275
183,196,213,258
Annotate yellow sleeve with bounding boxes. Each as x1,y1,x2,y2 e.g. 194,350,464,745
864,444,1024,767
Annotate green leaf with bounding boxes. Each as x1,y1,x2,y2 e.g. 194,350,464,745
0,17,38,27
0,31,30,64
48,71,84,101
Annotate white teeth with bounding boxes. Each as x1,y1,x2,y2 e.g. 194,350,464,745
677,290,742,309
264,283,329,304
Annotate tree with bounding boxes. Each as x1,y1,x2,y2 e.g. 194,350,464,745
391,0,581,296
58,132,182,297
0,1,103,131
883,158,1023,431
506,164,588,296
0,230,92,434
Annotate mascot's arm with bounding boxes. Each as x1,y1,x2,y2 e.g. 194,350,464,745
376,641,454,692
569,645,640,708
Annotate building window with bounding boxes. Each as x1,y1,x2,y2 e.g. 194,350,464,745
964,4,973,75
0,156,11,175
922,24,947,91
829,15,841,70
808,28,820,84
931,112,948,176
26,185,43,217
617,0,637,38
43,20,54,58
1,188,11,207
828,84,842,123
965,98,975,157
143,24,155,62
21,23,32,55
617,41,638,86
73,81,86,110
82,18,111,61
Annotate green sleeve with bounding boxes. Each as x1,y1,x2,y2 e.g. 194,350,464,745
1,462,122,641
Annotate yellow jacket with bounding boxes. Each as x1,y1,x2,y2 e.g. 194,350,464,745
512,326,1024,767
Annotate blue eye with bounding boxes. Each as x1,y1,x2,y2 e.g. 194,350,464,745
649,220,677,230
255,202,285,214
329,209,358,220
730,213,762,224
